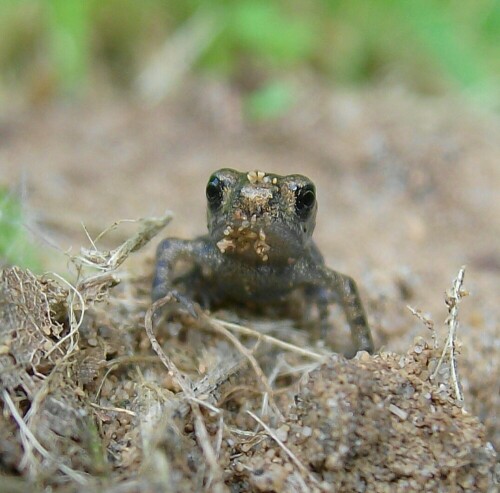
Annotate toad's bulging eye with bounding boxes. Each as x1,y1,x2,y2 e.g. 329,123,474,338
206,175,224,209
294,184,316,218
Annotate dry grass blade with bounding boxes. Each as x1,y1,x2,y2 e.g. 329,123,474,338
432,266,468,402
202,315,283,418
88,402,137,417
3,390,88,485
407,266,468,402
212,318,327,361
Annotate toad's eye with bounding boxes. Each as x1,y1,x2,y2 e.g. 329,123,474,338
206,175,224,209
294,184,316,218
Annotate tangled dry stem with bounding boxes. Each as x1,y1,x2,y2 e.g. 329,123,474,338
408,265,467,403
432,265,467,401
77,213,173,272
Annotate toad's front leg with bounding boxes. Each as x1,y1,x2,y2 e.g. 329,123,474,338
152,237,211,316
306,265,374,354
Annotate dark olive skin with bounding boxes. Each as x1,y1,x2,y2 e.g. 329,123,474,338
152,169,374,353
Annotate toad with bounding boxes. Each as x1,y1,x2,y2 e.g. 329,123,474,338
152,169,374,353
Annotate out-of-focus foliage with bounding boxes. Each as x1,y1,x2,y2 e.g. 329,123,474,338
47,0,89,93
0,0,498,111
245,81,296,120
0,189,41,271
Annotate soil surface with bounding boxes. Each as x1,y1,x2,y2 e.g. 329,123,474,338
0,80,499,491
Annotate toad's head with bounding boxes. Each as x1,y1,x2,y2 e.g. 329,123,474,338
206,168,317,264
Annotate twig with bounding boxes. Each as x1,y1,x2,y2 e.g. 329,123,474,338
407,305,437,349
247,410,320,490
214,414,224,460
432,266,468,402
188,396,222,415
212,318,327,361
88,402,136,417
144,297,193,391
75,213,173,272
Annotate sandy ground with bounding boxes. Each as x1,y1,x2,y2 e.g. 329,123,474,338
0,80,499,490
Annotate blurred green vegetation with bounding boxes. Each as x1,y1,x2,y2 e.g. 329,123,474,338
0,188,41,271
0,0,498,112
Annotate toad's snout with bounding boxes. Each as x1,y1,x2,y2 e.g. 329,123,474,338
237,185,274,217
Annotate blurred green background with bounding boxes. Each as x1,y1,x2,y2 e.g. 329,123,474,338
0,0,499,269
0,0,499,110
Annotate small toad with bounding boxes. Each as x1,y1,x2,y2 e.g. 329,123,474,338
152,169,374,353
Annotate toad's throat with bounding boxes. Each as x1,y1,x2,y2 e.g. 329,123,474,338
216,224,271,262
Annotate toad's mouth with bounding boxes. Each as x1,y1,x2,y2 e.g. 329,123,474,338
216,223,271,261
